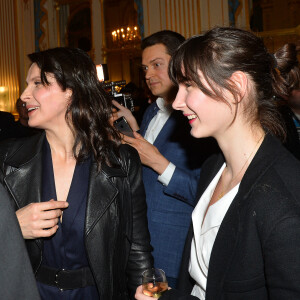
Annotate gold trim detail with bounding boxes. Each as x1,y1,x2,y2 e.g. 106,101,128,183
182,0,186,37
207,0,210,29
147,0,150,36
187,0,191,37
165,0,169,30
197,0,201,33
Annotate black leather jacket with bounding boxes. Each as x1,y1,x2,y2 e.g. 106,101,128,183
0,132,153,299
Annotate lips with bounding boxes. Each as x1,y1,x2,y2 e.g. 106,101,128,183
27,106,39,113
149,81,160,87
184,114,197,124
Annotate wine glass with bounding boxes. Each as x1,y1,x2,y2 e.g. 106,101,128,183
142,268,168,298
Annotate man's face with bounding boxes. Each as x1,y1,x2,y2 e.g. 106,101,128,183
142,44,174,100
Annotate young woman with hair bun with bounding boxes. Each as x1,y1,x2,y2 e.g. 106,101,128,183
135,27,300,300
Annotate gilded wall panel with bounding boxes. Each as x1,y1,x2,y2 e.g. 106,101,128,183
0,0,19,112
143,0,230,38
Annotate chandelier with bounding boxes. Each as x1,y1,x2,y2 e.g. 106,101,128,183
111,26,141,48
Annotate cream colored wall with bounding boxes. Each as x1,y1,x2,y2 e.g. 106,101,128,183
91,0,105,64
15,0,35,100
142,0,233,37
235,0,250,30
14,0,59,103
1,0,251,109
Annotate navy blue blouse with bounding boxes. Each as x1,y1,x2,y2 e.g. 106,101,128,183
37,140,99,299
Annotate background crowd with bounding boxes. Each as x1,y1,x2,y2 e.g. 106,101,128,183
0,26,299,300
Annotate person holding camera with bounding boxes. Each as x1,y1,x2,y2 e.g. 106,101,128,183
113,30,218,288
0,47,153,299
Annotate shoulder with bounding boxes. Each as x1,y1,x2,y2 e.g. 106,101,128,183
0,132,45,165
260,137,300,199
0,111,15,125
143,101,158,116
119,143,140,160
117,144,141,171
241,137,300,234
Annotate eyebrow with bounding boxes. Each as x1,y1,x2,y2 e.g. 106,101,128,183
141,58,164,67
26,75,41,84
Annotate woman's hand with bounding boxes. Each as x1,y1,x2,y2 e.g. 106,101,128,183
16,199,69,239
135,284,172,299
135,285,155,299
112,100,140,131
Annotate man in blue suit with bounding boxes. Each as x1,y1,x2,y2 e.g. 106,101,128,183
112,30,217,288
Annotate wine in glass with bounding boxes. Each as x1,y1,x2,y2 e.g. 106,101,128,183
142,268,168,298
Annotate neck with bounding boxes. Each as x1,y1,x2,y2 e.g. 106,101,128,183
217,126,265,182
45,129,75,161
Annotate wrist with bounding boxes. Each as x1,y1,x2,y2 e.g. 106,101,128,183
152,157,170,175
127,116,139,131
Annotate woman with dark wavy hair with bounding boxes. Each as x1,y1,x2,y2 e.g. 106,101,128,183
136,27,300,300
0,47,153,299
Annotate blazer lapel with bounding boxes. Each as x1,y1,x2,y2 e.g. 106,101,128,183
140,102,159,136
85,161,126,236
206,134,282,298
3,135,44,209
152,112,177,149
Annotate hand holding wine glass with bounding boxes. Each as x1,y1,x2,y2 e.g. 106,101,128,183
141,268,168,298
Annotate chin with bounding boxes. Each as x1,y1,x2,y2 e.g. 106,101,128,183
150,90,161,97
190,128,207,139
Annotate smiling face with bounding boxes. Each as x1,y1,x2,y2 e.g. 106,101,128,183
172,76,235,139
20,63,71,131
142,44,174,101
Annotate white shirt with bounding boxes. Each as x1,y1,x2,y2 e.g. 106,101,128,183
189,163,239,299
144,97,175,186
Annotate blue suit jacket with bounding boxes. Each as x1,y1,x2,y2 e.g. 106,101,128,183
140,102,217,279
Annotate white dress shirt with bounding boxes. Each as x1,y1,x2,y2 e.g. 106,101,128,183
189,163,239,299
144,97,175,186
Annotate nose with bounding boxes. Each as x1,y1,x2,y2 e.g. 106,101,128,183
172,85,186,110
144,68,154,80
20,86,31,104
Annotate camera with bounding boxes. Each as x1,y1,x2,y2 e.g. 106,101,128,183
102,80,135,112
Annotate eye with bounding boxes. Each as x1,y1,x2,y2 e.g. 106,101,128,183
34,81,42,86
154,63,162,68
141,66,148,72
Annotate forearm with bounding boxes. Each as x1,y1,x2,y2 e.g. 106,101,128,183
147,152,170,175
162,167,201,206
126,114,140,131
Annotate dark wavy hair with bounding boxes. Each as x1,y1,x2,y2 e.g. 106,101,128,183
28,47,121,170
169,27,287,140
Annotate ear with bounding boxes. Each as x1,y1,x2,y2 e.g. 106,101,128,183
65,88,73,100
230,71,248,103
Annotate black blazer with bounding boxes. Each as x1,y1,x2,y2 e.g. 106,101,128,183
0,132,153,300
162,134,300,300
